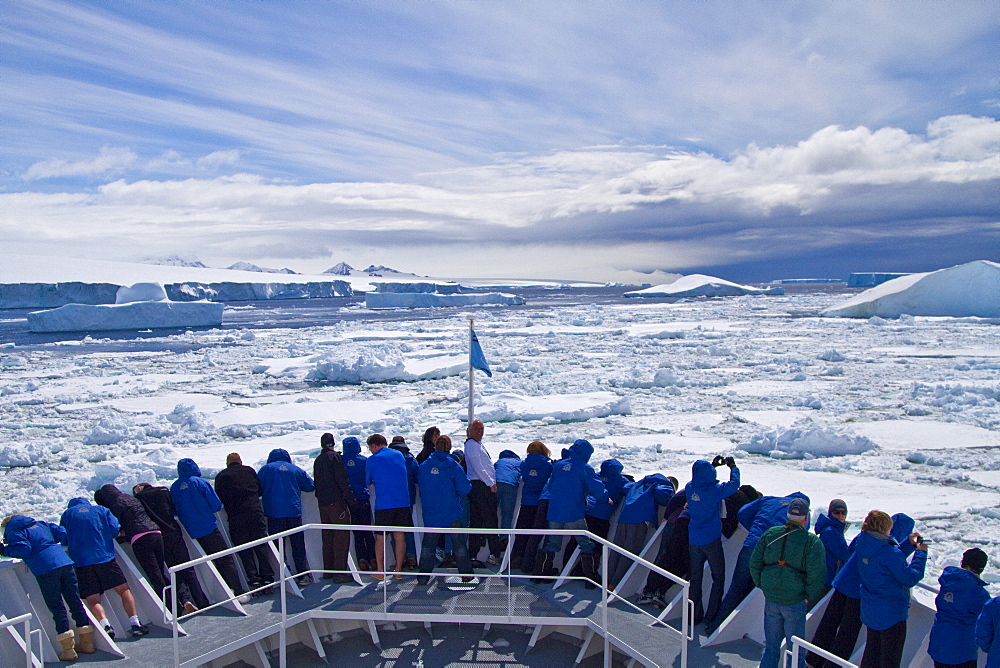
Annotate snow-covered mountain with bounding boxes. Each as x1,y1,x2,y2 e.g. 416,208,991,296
226,261,297,274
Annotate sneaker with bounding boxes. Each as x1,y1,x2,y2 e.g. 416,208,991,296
183,601,198,614
237,594,252,604
128,624,149,637
652,594,666,609
637,592,655,605
404,554,418,570
102,624,115,640
486,555,501,567
295,575,314,587
445,575,478,585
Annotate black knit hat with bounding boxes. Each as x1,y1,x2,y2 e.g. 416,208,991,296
962,548,988,575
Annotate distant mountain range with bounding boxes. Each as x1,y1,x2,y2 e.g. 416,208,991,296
226,261,297,274
323,262,416,277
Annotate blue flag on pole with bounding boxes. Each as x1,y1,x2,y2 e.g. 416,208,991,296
470,328,492,377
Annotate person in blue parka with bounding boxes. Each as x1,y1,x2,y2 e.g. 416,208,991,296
708,490,811,634
928,547,990,668
535,439,607,587
1,514,92,659
979,594,1000,668
416,435,474,584
170,458,246,598
342,436,376,570
686,456,740,626
562,457,628,573
511,441,552,572
258,448,315,584
607,473,673,587
856,509,927,668
60,498,148,640
494,449,522,532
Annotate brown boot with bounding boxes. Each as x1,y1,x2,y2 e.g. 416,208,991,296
56,630,78,661
76,625,95,654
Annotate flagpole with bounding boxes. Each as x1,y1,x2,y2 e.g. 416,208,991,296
468,317,475,423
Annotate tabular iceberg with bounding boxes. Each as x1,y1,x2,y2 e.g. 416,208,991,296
28,300,224,333
365,292,525,308
624,274,784,298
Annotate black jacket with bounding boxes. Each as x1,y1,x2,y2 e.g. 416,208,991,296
94,484,159,540
133,485,183,535
313,448,356,507
214,463,266,517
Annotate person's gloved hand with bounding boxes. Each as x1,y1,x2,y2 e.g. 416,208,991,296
711,455,724,467
725,456,736,468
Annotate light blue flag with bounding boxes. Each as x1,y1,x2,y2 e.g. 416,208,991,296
470,328,492,377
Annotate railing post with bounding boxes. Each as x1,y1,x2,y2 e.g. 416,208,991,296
602,540,610,668
21,616,31,668
280,533,287,668
171,568,179,667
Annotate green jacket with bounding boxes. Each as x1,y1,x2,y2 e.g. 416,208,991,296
750,521,826,606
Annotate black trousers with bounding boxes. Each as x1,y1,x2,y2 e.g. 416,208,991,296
132,532,168,600
161,530,209,608
520,499,550,572
228,511,274,584
468,480,502,558
860,620,906,668
197,529,245,596
510,504,538,568
808,590,862,666
562,515,610,571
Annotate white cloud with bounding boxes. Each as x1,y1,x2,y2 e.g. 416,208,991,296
22,146,137,181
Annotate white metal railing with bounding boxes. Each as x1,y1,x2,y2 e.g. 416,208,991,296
166,523,690,668
0,612,42,668
788,635,858,668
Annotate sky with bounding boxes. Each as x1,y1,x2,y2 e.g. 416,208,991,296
1,1,998,283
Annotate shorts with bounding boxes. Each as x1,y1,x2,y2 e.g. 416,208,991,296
373,507,413,528
75,559,127,598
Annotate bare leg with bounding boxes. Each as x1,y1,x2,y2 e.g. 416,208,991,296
113,584,138,618
374,533,386,574
84,594,106,622
393,532,406,573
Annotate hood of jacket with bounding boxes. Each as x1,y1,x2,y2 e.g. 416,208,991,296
690,460,717,486
4,515,35,532
267,448,292,464
93,484,123,507
342,436,361,456
177,458,202,478
939,565,986,592
429,450,457,467
498,449,520,460
889,513,914,544
855,528,896,561
569,439,593,463
815,511,846,536
600,459,624,478
67,497,91,510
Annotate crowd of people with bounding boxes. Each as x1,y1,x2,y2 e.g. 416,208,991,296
1,418,999,667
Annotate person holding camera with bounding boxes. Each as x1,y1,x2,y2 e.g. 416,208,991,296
685,455,740,627
856,509,928,668
928,547,990,668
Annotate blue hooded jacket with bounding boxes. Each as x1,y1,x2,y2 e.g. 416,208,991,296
365,446,410,511
2,515,73,576
494,450,522,487
59,498,119,567
342,437,369,502
585,459,628,521
978,596,1000,668
738,492,811,549
170,458,222,539
616,473,674,525
685,460,740,546
519,452,552,506
928,566,990,664
546,440,607,524
815,512,850,587
856,518,927,630
418,450,472,527
258,448,315,518
833,513,915,600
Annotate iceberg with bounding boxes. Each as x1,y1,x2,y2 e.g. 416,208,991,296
624,274,784,298
822,260,1000,318
27,300,224,333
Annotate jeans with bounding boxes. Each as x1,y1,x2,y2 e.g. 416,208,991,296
543,518,593,556
689,538,725,625
267,516,310,580
496,482,518,530
418,521,473,577
710,543,755,629
762,599,807,668
351,498,376,563
36,565,89,634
